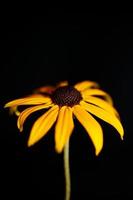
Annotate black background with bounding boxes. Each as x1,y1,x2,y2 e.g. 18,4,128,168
1,9,133,199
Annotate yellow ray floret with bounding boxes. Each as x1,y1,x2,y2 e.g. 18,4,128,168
9,106,20,116
74,80,99,91
28,105,59,147
4,80,124,155
55,106,74,153
80,101,124,139
4,95,51,107
34,81,68,94
34,86,54,94
81,89,113,105
83,96,119,117
56,81,68,87
73,105,103,155
17,103,53,132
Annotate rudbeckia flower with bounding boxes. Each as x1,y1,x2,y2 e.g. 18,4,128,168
4,81,124,155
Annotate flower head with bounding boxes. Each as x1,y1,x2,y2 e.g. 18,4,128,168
5,81,124,155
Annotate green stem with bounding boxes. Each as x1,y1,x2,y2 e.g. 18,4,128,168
64,140,71,200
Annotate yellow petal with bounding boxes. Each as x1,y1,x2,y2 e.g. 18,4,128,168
9,106,20,116
17,103,53,132
81,101,124,139
4,95,51,108
74,81,99,91
55,106,74,153
73,105,103,155
83,97,119,117
82,89,113,105
56,81,68,87
34,86,55,94
28,105,59,147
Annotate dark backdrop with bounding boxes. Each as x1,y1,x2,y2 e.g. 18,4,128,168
1,10,133,199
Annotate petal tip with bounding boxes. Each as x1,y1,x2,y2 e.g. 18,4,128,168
27,136,35,147
4,104,8,108
19,127,23,132
119,127,124,140
17,121,22,131
95,149,102,156
55,145,63,154
16,111,20,116
121,135,124,140
27,139,33,147
17,120,24,132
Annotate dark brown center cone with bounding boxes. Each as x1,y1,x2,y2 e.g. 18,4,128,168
51,86,82,107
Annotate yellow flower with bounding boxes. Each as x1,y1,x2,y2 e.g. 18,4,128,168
5,81,124,155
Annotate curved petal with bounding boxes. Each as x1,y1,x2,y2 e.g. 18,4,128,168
9,106,20,116
81,101,124,139
82,89,113,105
55,106,74,153
56,81,68,87
34,86,55,94
83,97,119,117
28,105,59,147
27,94,46,97
17,103,53,132
4,95,51,108
73,105,103,155
74,81,99,91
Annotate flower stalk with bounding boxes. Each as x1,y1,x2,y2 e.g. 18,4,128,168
64,139,71,200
